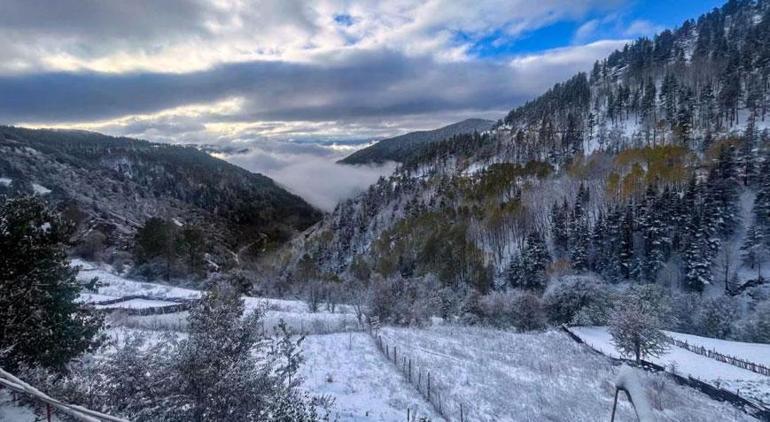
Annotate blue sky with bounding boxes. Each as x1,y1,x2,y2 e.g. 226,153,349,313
468,0,727,58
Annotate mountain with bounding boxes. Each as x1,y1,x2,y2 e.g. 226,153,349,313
280,0,770,300
339,118,495,165
0,126,322,259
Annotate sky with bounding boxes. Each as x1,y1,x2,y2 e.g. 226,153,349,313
0,0,726,210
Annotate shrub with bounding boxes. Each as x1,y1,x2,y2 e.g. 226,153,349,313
543,275,607,325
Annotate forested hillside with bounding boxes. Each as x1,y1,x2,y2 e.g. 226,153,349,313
339,118,494,165
278,0,770,342
0,126,321,274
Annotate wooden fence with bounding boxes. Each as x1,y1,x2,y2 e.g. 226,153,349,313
370,330,470,422
88,295,199,316
561,326,770,421
665,335,770,376
0,368,128,422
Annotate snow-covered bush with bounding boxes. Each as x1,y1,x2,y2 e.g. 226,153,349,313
732,301,770,343
543,275,608,325
368,273,437,326
694,296,737,339
609,285,670,363
478,289,546,330
26,282,330,421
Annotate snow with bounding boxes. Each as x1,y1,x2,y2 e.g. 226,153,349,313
74,260,360,335
300,333,439,421
378,325,753,421
665,331,770,368
0,389,61,422
0,177,11,186
615,365,655,422
570,326,770,405
31,183,51,195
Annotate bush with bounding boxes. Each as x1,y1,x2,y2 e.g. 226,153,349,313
695,296,737,339
25,282,330,421
543,275,608,325
368,273,438,326
478,290,546,330
732,301,770,343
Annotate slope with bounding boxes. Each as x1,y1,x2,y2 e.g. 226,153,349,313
339,118,494,165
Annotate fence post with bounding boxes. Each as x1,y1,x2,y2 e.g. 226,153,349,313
46,403,52,422
407,407,410,421
408,359,412,382
394,346,398,365
460,403,464,422
427,372,431,399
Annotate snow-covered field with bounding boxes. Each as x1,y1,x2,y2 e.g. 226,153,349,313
4,261,763,421
665,330,770,368
301,333,439,421
570,326,770,405
73,260,360,335
379,325,757,422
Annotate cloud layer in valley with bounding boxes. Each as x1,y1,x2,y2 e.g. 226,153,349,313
0,0,725,208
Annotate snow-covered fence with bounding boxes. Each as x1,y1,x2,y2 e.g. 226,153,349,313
665,335,770,377
562,325,770,421
97,302,194,316
0,367,128,422
371,331,469,422
91,294,194,306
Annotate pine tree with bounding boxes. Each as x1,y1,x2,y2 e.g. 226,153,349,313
569,186,590,271
0,196,103,371
509,230,551,290
683,213,712,292
741,223,768,281
551,199,570,258
618,204,635,280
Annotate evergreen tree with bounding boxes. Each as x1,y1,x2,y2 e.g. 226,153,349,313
569,186,590,271
741,223,768,280
0,196,103,371
683,213,712,292
550,200,570,258
509,230,551,290
618,204,635,280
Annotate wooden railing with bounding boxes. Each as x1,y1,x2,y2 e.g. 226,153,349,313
0,368,128,422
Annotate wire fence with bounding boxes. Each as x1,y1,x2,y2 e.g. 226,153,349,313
368,326,470,422
0,368,128,422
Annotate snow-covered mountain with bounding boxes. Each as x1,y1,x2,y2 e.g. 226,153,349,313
281,0,770,298
0,126,322,262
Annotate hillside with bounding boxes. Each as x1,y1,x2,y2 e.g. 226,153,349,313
339,118,495,165
277,0,770,342
0,126,322,262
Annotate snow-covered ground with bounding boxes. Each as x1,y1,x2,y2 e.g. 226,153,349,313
570,326,770,405
73,260,360,335
301,333,439,421
0,390,60,422
665,330,770,368
2,261,753,421
379,325,756,422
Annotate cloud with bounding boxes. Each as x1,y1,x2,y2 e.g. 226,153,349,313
623,19,664,38
214,141,397,211
0,0,626,74
573,19,600,43
0,0,637,210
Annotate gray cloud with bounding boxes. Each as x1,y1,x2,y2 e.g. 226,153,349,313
0,43,623,125
216,141,397,211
